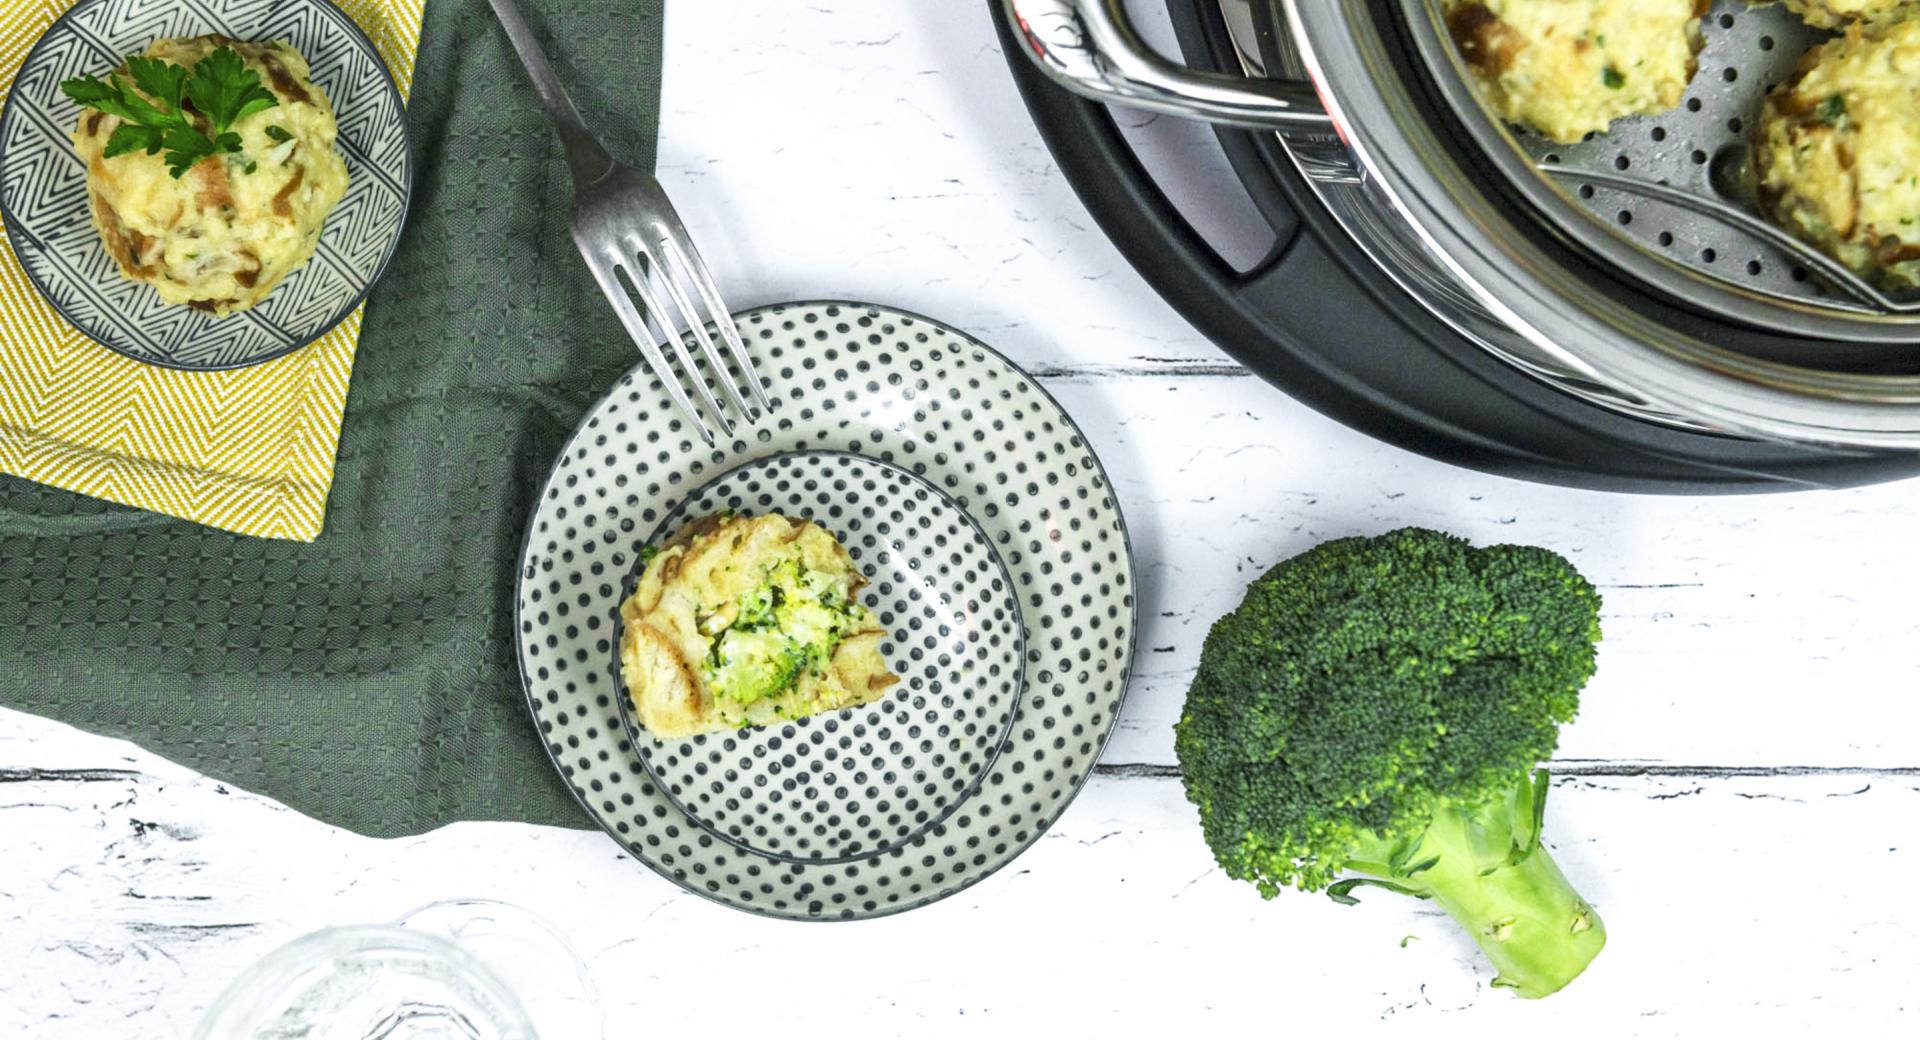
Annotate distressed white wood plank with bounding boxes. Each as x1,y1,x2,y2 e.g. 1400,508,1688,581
653,0,1234,375
1035,375,1920,768
1,734,1914,1037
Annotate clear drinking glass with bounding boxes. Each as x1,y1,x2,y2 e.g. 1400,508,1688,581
193,899,600,1040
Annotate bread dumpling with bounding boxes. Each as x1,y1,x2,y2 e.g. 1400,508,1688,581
1443,0,1708,144
71,36,347,315
1754,21,1920,289
619,513,899,741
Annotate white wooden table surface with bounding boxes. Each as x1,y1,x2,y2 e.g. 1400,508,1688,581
6,2,1919,1035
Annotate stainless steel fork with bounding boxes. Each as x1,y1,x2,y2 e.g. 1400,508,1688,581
487,0,769,444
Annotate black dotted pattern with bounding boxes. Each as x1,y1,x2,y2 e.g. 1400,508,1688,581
620,451,1022,865
517,302,1136,920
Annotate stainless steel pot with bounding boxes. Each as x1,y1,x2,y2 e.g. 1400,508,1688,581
1001,0,1920,447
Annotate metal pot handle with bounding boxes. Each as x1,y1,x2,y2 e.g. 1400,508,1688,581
1000,0,1330,129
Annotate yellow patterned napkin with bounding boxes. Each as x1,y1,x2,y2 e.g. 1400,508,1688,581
0,0,424,541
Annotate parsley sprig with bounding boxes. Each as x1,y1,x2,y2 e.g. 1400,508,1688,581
60,46,279,179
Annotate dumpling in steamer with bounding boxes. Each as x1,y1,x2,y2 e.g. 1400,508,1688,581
1755,20,1920,290
1443,0,1709,145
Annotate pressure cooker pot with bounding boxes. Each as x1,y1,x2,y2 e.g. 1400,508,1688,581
1001,0,1920,447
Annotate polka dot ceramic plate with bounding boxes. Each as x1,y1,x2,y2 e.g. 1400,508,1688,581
516,301,1137,920
617,451,1025,865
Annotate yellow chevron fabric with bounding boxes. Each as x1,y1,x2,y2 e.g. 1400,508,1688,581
0,0,425,541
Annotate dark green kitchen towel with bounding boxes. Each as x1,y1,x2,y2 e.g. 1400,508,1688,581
0,0,664,837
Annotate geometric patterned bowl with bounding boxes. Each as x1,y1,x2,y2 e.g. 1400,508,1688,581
516,301,1138,920
0,0,410,370
617,451,1026,867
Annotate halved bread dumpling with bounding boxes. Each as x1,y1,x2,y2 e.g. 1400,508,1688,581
618,513,899,741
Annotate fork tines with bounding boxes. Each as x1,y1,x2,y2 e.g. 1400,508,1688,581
576,196,769,446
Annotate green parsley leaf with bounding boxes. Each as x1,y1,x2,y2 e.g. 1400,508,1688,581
1601,66,1625,90
59,45,279,180
264,124,294,143
185,46,279,134
161,124,216,178
125,55,188,112
110,75,177,128
57,74,116,105
59,73,141,124
102,123,164,158
1817,94,1847,125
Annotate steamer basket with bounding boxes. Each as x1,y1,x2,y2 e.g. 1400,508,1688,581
1003,0,1920,446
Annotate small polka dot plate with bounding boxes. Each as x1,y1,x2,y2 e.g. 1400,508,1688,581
515,301,1137,920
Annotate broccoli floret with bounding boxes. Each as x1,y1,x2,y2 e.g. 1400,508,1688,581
1174,527,1605,998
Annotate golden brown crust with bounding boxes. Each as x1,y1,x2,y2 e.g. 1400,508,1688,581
269,165,304,218
832,630,896,694
233,249,262,288
192,158,234,213
91,195,153,279
1443,0,1704,144
259,50,313,106
1448,3,1522,76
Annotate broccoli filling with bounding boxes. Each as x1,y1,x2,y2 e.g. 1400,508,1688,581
701,559,864,706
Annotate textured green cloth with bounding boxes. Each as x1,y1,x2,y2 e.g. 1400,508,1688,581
0,0,663,837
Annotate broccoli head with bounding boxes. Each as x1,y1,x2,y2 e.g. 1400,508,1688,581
1174,527,1605,998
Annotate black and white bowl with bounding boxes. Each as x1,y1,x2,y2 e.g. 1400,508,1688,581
0,0,411,370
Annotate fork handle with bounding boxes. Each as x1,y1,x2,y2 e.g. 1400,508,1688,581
486,0,616,185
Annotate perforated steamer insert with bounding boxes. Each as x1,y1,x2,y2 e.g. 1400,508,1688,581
1002,0,1920,455
1400,0,1920,328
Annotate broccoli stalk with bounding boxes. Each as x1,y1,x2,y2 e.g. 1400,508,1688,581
1337,770,1605,998
1176,528,1607,998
